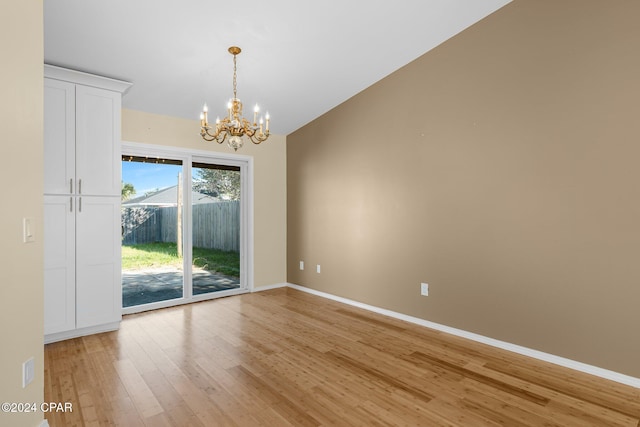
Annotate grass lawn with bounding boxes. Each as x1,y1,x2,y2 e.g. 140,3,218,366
122,242,240,277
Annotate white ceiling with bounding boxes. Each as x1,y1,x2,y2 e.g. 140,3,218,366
44,0,511,135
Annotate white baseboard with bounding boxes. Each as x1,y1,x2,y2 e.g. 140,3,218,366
286,282,640,390
44,321,121,344
252,282,288,292
39,419,50,427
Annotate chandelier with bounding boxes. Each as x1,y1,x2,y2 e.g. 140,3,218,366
200,46,270,151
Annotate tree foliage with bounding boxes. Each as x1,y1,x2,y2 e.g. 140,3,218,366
193,169,240,201
122,182,136,200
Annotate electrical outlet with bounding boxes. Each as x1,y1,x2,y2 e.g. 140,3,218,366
316,264,321,273
22,357,35,388
420,283,429,296
299,261,304,270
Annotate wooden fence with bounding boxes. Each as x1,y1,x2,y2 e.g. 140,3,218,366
122,201,240,252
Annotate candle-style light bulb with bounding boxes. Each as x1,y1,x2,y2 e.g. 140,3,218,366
265,112,270,132
202,104,208,126
253,104,259,125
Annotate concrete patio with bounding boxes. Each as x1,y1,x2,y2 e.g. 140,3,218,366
122,266,240,307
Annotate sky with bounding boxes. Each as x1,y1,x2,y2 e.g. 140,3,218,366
122,160,183,196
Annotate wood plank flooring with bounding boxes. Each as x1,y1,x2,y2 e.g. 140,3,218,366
44,288,640,426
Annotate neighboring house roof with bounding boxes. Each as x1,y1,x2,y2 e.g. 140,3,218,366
122,185,218,207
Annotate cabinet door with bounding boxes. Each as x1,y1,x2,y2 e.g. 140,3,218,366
75,196,122,329
44,79,75,195
44,196,76,335
75,86,122,196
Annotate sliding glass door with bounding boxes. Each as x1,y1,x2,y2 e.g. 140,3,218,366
120,147,249,314
121,156,184,308
191,162,241,296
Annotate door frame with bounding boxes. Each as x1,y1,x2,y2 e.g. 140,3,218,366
121,141,254,314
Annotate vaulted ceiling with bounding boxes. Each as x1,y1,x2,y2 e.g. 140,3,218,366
44,0,511,135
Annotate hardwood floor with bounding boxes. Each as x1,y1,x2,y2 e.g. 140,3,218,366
44,287,640,426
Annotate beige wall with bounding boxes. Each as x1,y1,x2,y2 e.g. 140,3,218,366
122,109,287,288
0,1,45,426
287,0,640,378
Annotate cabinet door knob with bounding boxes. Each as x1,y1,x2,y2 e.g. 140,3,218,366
70,178,73,194
70,197,73,212
78,179,82,194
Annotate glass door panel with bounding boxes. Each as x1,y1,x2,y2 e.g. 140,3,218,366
121,155,184,308
191,162,241,295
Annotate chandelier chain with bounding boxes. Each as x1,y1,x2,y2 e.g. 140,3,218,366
232,53,237,100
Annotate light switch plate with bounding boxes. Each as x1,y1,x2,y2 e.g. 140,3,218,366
23,217,35,243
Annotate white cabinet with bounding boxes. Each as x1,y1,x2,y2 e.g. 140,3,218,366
44,65,131,343
43,195,75,335
75,196,122,329
44,195,122,336
75,84,122,195
43,78,75,196
44,77,122,196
